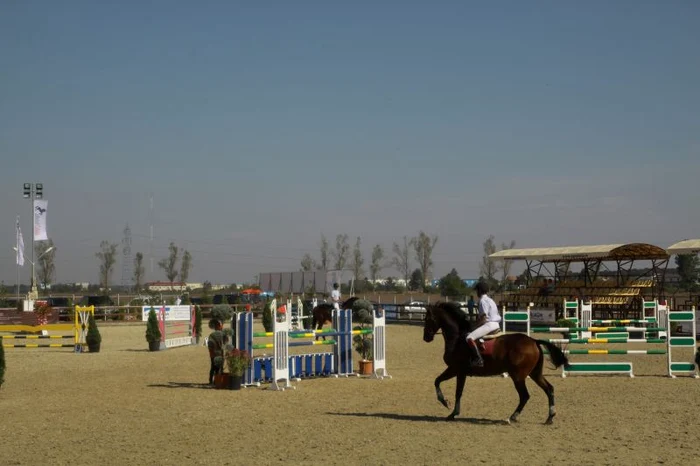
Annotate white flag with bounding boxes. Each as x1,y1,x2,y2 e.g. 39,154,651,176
16,217,25,266
33,199,48,241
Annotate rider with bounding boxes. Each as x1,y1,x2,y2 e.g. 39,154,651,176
331,282,341,311
207,319,228,385
465,281,501,367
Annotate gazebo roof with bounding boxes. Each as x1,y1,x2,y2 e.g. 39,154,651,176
489,243,669,262
667,239,700,255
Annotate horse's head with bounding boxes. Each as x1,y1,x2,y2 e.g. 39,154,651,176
423,302,468,343
423,304,441,342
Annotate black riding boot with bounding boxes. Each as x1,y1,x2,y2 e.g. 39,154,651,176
467,339,484,367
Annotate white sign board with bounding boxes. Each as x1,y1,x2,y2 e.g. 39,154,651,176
141,305,191,322
529,309,556,324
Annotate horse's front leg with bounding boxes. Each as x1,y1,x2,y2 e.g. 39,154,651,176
434,365,458,410
447,371,467,421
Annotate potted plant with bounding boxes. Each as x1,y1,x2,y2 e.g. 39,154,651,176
352,300,375,376
213,355,228,389
225,345,251,390
34,302,53,326
86,314,102,352
145,307,162,351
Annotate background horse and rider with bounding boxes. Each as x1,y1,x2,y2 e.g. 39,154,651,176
310,296,359,337
423,301,570,425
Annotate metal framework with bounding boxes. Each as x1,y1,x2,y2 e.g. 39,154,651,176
492,243,670,299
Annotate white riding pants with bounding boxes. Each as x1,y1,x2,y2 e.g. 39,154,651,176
467,321,501,340
332,302,340,311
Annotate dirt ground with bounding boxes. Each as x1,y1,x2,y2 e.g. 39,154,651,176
1,322,699,466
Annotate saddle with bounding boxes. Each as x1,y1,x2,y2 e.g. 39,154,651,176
477,328,503,355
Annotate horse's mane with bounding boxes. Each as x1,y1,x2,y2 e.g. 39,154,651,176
433,301,471,332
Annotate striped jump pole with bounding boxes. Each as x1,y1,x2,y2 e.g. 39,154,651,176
531,327,666,333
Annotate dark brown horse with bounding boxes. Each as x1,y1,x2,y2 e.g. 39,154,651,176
311,297,359,338
423,302,570,425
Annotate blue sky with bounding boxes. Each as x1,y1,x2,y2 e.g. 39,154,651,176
1,1,699,287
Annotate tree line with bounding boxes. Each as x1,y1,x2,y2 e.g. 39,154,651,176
299,232,438,292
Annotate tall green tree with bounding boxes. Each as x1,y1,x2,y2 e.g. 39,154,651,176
439,268,468,297
180,250,192,283
96,241,118,292
500,240,517,289
158,242,179,283
413,231,438,291
318,234,329,270
36,239,56,289
408,268,423,292
370,244,385,281
479,235,500,284
133,252,145,292
333,234,350,270
675,254,700,291
300,253,315,271
351,236,365,280
392,236,414,285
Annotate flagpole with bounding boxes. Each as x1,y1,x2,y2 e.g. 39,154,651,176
16,215,20,301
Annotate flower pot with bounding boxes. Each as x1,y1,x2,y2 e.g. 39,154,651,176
88,342,101,353
228,374,242,390
358,359,374,376
214,373,227,389
148,341,160,352
214,374,231,389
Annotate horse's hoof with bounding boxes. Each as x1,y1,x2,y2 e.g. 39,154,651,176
544,417,554,425
504,418,511,425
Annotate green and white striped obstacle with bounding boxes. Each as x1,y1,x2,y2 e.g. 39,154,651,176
501,305,698,378
667,310,699,378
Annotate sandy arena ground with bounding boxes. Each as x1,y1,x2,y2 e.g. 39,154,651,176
1,322,699,466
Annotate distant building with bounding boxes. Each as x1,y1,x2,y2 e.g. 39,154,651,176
146,282,188,292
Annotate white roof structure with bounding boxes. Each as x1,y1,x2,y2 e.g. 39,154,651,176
489,243,669,262
667,239,700,255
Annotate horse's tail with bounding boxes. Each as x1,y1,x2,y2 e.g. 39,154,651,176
535,340,570,370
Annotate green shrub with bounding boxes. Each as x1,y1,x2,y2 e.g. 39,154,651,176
86,314,102,347
555,318,576,328
210,304,233,326
351,299,374,324
145,308,161,343
262,300,273,332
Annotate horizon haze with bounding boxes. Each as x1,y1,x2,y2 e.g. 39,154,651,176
1,2,699,289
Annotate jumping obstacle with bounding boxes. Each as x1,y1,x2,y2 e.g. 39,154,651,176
667,308,699,378
288,296,305,330
1,305,95,352
562,297,667,341
501,305,698,378
141,305,196,350
234,299,390,389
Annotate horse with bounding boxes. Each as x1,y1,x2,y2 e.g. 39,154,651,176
310,296,359,339
423,301,570,425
